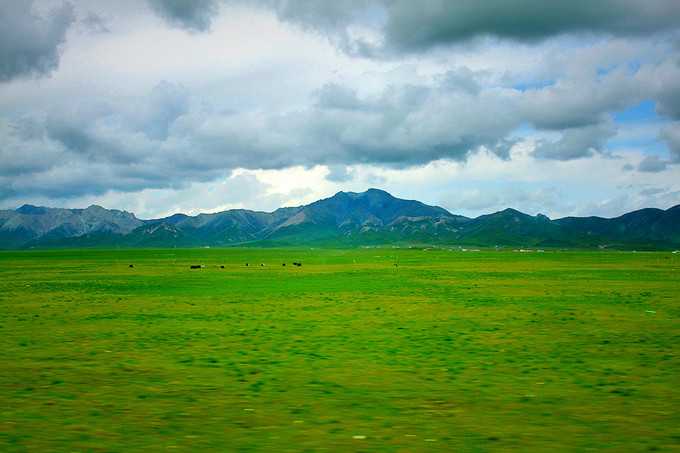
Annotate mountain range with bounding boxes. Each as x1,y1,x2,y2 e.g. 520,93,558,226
1,189,679,250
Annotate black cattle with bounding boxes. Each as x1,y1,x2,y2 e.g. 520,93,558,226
129,264,134,268
260,263,265,267
190,265,202,269
292,262,302,267
220,265,225,269
245,263,249,266
282,263,286,266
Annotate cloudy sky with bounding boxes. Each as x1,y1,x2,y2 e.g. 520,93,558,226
1,0,679,219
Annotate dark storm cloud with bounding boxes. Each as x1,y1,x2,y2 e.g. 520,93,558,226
380,0,680,53
154,0,680,55
260,0,369,34
0,1,75,82
148,0,219,32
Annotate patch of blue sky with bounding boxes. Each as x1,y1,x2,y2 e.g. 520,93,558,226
613,100,657,123
594,59,641,79
512,79,554,92
607,126,666,156
596,65,617,78
608,100,674,157
627,60,642,74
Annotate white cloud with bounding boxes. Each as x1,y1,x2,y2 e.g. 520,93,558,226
0,0,679,217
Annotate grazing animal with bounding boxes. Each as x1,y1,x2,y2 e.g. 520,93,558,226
282,263,286,266
190,265,201,269
220,265,225,269
129,264,134,268
292,262,302,267
245,263,249,266
260,263,265,267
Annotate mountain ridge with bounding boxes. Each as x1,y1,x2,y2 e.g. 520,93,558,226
1,189,679,249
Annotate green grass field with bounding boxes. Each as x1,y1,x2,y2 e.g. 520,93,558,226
1,248,679,452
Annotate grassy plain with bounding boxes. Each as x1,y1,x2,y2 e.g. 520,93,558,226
0,248,679,452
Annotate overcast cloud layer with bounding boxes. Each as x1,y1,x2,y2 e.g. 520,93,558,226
0,0,679,218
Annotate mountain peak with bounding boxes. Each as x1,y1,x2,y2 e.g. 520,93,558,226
299,188,452,231
365,188,392,196
16,204,47,215
334,188,394,200
83,204,110,213
498,208,525,216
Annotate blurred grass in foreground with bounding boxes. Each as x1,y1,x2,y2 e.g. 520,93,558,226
0,248,678,451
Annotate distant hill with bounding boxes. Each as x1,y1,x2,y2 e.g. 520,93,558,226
1,189,679,249
0,205,143,249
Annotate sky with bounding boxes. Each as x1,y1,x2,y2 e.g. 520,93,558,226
1,0,679,220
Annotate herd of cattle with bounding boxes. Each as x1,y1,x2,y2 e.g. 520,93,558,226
129,263,302,269
180,262,302,270
128,261,401,271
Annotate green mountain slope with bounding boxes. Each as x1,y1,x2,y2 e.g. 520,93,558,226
2,190,679,249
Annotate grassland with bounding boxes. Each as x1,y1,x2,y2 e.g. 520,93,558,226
0,248,679,452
